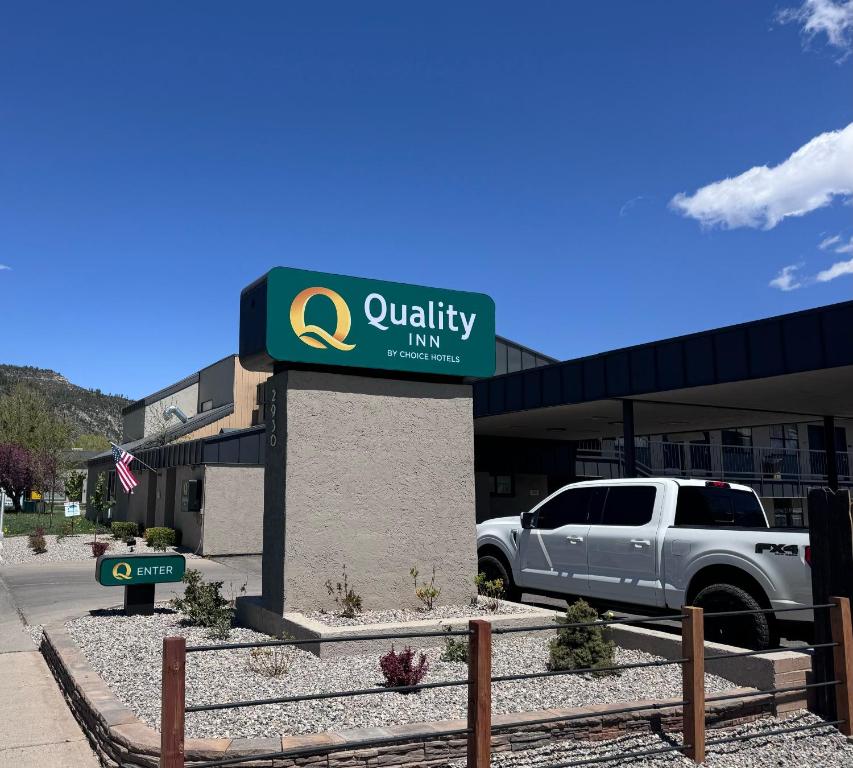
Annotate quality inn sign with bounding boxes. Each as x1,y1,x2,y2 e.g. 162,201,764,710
240,267,496,377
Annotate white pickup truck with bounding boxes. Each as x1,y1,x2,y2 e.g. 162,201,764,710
476,478,812,649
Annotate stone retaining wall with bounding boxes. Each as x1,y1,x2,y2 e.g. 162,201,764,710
42,623,795,768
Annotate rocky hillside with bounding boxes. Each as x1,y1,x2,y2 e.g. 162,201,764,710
0,365,130,442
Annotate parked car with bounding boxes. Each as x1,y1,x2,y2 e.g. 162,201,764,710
476,478,812,649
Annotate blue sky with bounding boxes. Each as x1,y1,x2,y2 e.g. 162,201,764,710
2,1,851,399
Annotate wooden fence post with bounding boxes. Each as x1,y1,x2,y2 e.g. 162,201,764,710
161,636,186,768
467,619,492,768
682,606,705,764
830,597,853,736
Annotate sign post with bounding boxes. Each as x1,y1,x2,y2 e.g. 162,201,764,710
95,553,186,616
237,267,494,624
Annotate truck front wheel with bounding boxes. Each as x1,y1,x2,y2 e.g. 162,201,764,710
692,583,775,650
477,553,521,602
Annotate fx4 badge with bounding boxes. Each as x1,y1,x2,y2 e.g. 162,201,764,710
755,543,799,557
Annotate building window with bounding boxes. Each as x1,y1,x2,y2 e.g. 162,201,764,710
106,470,116,502
489,474,514,497
770,424,798,451
721,428,753,476
690,433,712,473
807,425,850,478
767,425,799,478
200,399,213,412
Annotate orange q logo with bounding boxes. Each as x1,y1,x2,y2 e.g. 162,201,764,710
289,287,356,351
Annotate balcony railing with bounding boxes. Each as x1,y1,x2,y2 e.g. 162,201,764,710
576,441,853,491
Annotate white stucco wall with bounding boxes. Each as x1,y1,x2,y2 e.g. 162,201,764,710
276,369,478,613
202,465,264,556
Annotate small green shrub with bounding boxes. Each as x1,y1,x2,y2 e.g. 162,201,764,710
474,572,505,612
247,646,290,677
207,613,233,641
57,521,74,541
439,625,468,662
548,599,616,675
410,566,441,611
111,521,138,541
144,527,176,551
325,566,363,618
172,569,234,637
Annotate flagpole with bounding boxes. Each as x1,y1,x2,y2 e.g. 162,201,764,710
110,442,159,474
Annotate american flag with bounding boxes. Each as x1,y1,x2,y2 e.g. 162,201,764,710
112,444,139,494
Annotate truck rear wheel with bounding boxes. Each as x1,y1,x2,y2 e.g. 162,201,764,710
477,553,521,602
692,583,774,650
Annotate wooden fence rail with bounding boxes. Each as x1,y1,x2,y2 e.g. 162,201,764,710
160,598,853,768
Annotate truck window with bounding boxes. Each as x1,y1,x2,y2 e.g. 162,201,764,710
595,486,657,526
536,487,594,529
674,486,765,527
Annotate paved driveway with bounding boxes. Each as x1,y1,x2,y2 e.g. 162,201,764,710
0,554,262,626
0,553,262,767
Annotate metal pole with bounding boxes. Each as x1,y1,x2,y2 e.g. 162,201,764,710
622,400,637,478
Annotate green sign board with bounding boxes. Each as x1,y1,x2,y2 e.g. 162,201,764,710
95,553,186,587
240,267,496,378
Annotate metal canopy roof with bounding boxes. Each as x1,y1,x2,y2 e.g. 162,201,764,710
474,300,853,440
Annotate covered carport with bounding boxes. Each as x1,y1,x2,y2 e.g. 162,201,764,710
473,301,853,520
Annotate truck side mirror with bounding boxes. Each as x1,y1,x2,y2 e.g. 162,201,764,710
520,511,535,529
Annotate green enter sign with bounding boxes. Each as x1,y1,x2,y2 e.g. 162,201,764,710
96,553,186,586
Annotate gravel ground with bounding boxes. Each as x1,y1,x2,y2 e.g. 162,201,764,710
0,534,197,565
28,624,44,647
307,598,539,626
67,606,735,739
447,712,853,767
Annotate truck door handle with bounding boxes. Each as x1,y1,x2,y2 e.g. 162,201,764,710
630,539,651,548
566,535,584,544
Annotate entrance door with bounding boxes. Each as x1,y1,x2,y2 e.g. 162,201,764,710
517,485,597,597
586,483,664,607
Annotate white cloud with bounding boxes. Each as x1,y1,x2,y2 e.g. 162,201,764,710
671,123,853,229
772,234,853,288
0,265,10,271
778,0,853,55
619,195,646,217
816,257,853,281
769,264,803,291
817,232,853,254
835,237,853,254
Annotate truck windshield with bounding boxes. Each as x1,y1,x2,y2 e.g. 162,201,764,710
674,486,766,528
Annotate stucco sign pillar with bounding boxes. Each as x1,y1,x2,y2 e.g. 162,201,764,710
238,267,495,620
